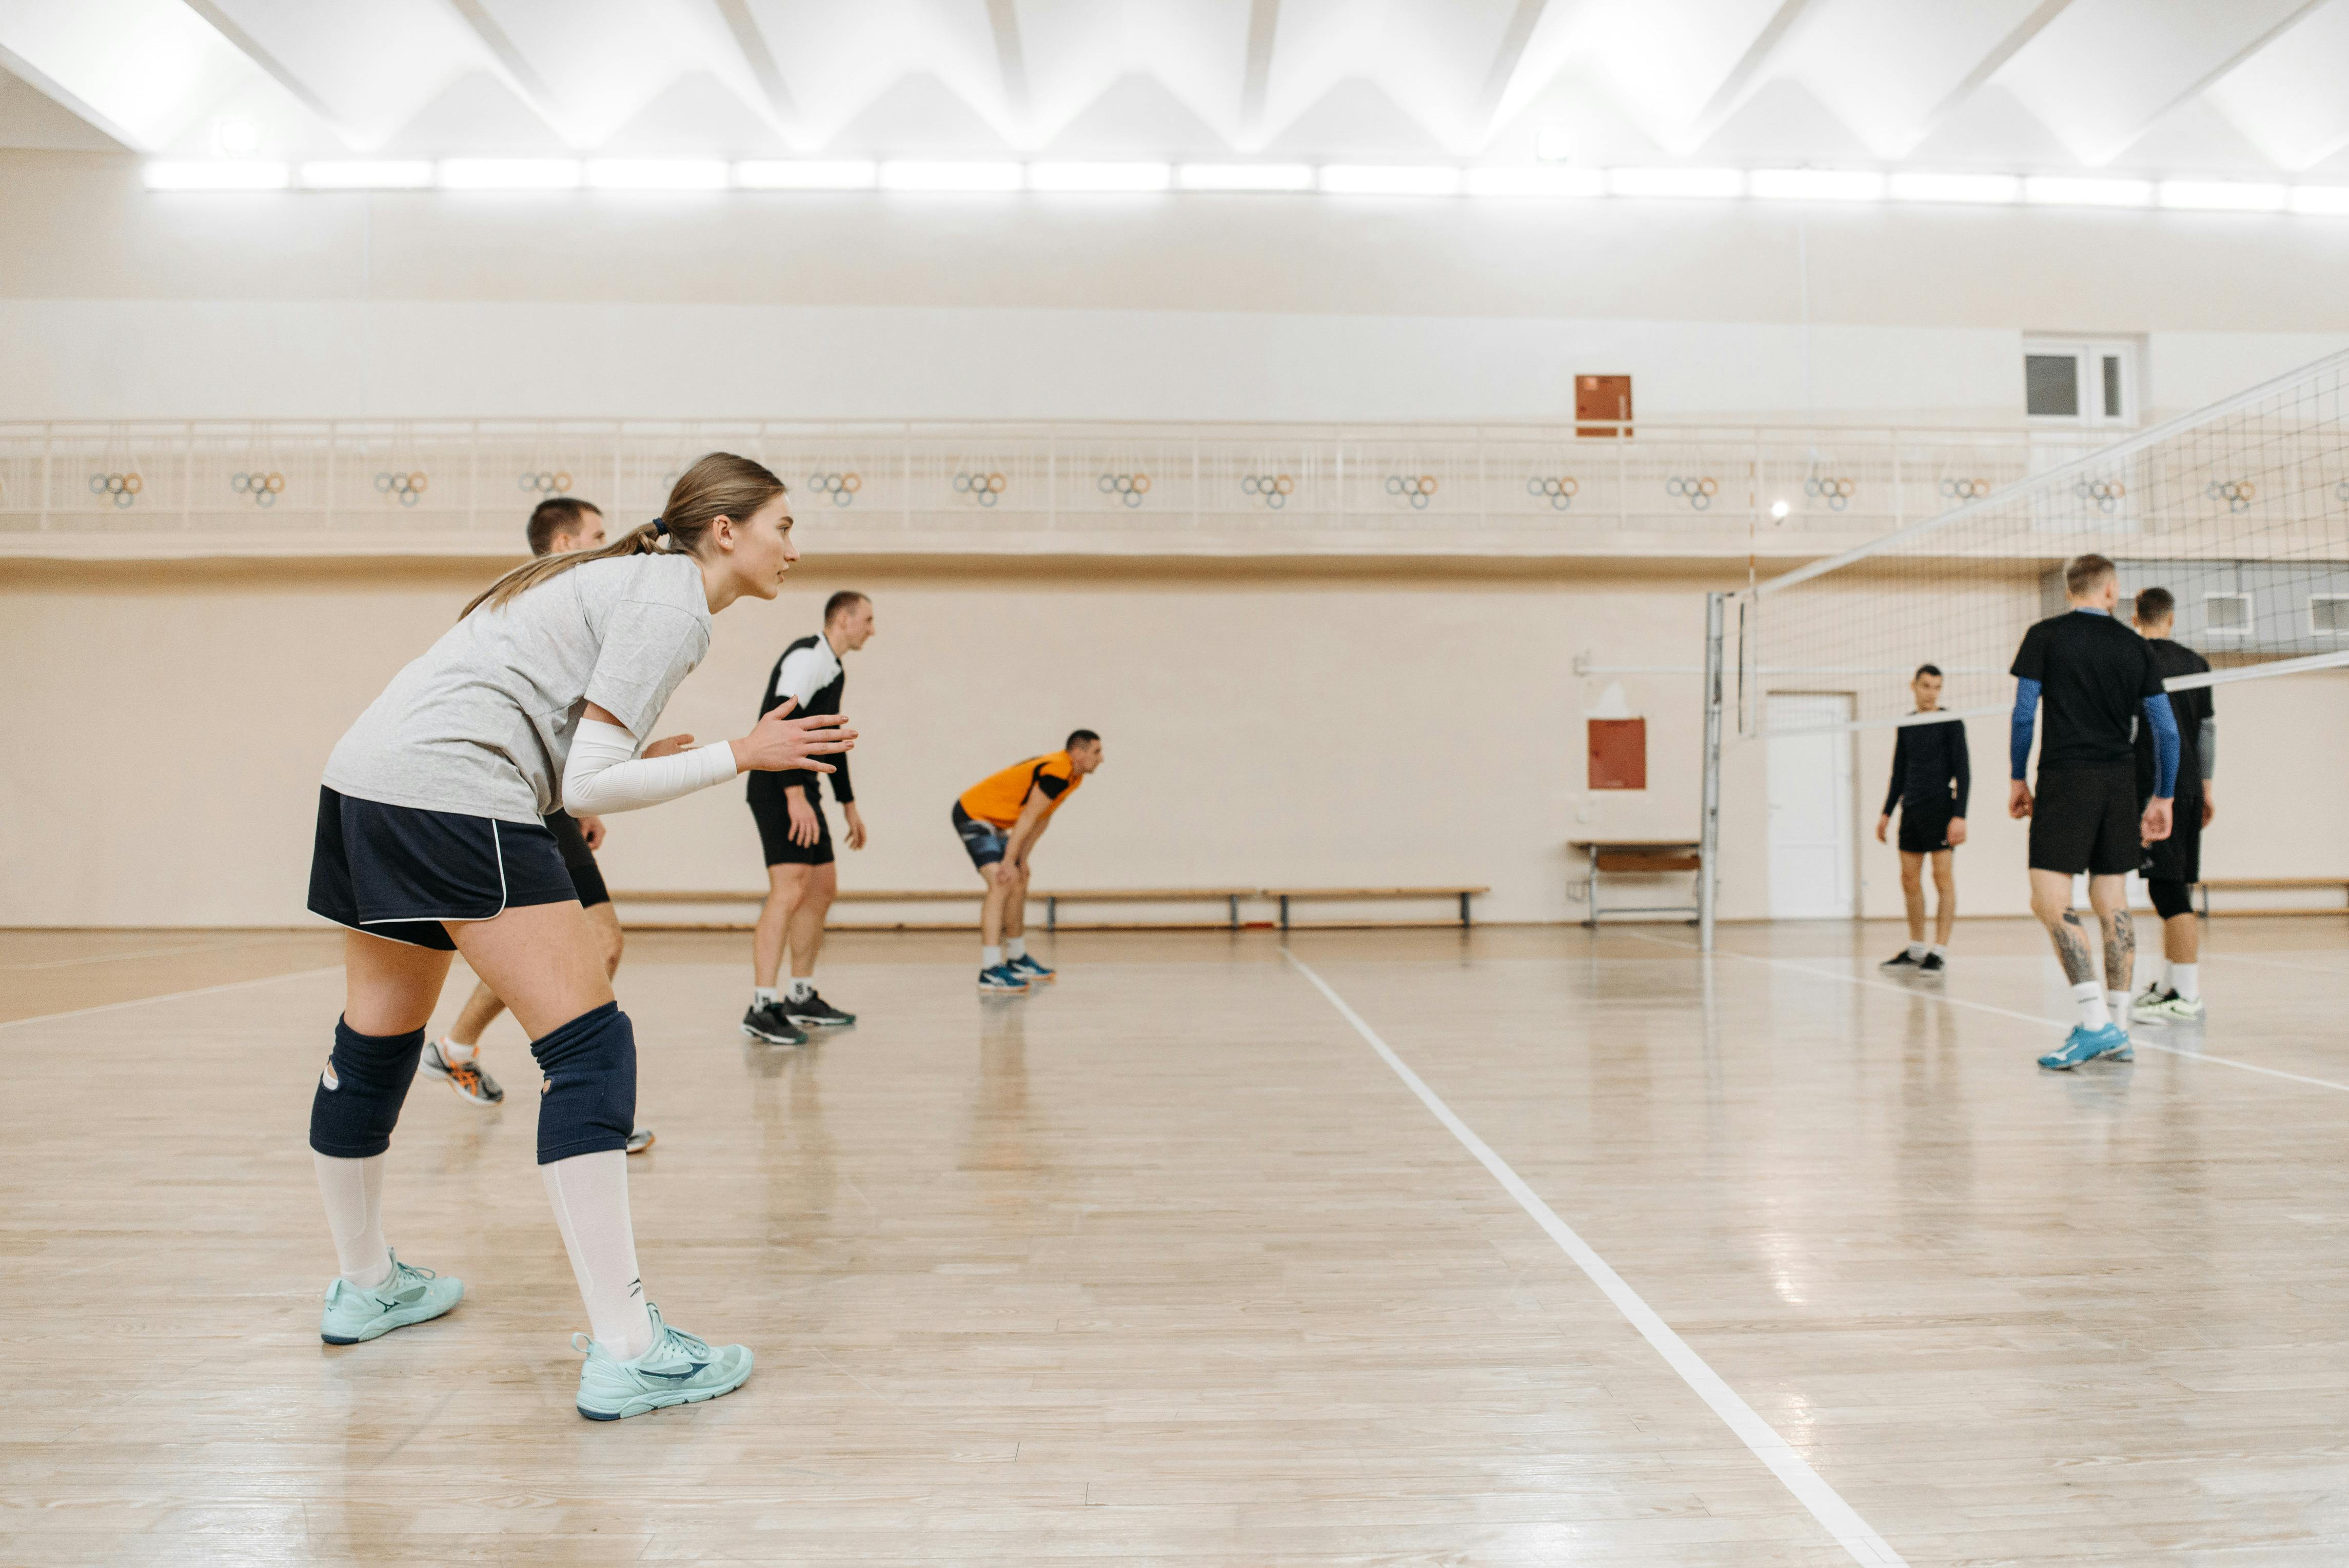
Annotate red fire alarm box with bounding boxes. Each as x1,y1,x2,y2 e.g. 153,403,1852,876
1588,718,1646,790
1576,374,1632,438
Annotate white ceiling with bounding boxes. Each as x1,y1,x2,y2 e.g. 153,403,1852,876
4,0,2348,176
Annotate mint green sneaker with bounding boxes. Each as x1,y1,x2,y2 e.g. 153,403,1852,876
319,1251,463,1344
574,1303,753,1421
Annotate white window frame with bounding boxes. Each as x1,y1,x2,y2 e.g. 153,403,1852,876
2312,594,2349,638
2204,591,2253,638
2025,336,2140,427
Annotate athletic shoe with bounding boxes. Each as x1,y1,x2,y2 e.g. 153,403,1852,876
2133,981,2169,1013
2136,990,2207,1025
421,1039,503,1105
2038,1023,2133,1071
1006,954,1056,984
574,1303,753,1421
740,1002,808,1046
1917,952,1946,975
625,1128,656,1155
319,1251,463,1345
978,964,1029,994
1879,949,1922,970
784,990,857,1028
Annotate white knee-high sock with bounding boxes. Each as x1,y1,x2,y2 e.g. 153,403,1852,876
541,1150,656,1361
314,1151,392,1289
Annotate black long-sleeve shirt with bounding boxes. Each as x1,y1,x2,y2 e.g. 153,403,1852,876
1883,715,1970,818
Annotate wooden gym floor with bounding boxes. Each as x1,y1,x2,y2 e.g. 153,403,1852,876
5,918,2349,1565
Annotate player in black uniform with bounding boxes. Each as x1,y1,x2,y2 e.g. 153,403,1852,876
1876,664,1970,974
743,591,873,1044
2009,553,2179,1071
2127,587,2217,1025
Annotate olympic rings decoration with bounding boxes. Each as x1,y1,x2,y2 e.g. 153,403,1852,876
2205,479,2256,513
1664,475,1718,510
1239,473,1295,508
953,471,1009,507
231,470,286,507
807,472,861,507
518,470,573,494
1939,478,1992,501
1802,475,1857,512
373,471,429,507
2072,477,2125,514
1097,472,1151,508
88,471,142,508
1525,476,1580,511
1384,473,1439,509
2337,480,2349,505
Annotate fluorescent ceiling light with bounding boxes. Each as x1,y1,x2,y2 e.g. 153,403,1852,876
214,116,260,155
735,160,877,190
439,158,583,191
2159,180,2287,212
300,161,434,190
1889,171,2020,205
143,161,289,191
1750,168,1884,202
1319,165,1462,196
587,159,728,191
2288,185,2349,215
1176,162,1313,191
1466,166,1605,198
2023,176,2150,208
1028,161,1171,192
1607,166,1743,199
879,161,1023,192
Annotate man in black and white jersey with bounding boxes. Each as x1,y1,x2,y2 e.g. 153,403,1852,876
743,590,873,1043
1875,663,1970,975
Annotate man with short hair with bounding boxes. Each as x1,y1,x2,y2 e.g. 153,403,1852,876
742,591,873,1043
2009,553,2179,1070
2128,587,2217,1024
1876,663,1969,974
953,731,1104,992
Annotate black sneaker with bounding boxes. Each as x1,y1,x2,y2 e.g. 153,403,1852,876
740,1002,807,1045
784,990,856,1028
1918,952,1946,974
1879,948,1922,970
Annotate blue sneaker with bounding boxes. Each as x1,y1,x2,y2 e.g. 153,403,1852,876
2038,1023,2132,1071
319,1251,463,1344
978,964,1029,994
574,1303,753,1421
1006,953,1056,984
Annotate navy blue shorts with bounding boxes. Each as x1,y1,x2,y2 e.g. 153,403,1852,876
951,801,1008,870
309,786,578,951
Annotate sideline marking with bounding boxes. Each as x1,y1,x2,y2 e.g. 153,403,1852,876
1622,933,2349,1096
0,966,341,1031
1286,952,1907,1568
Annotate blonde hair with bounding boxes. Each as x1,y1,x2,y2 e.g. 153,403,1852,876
461,452,786,619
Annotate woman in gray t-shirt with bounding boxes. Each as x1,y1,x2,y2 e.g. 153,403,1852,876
303,452,853,1421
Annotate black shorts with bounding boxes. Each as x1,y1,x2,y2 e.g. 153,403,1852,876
2029,767,2140,878
309,786,577,951
748,778,834,867
1896,803,1955,855
2140,790,2203,886
952,801,1008,870
544,811,610,909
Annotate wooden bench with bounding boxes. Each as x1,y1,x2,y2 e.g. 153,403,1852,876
611,887,1259,931
1569,839,1702,927
1266,886,1486,930
2194,877,2349,918
1036,889,1257,932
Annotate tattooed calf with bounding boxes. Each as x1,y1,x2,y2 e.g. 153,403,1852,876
2051,909,2098,985
2103,908,2135,993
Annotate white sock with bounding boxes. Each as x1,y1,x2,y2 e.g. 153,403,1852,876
2072,982,2110,1031
439,1036,479,1066
787,977,814,1002
982,945,1003,969
2105,989,2130,1025
752,986,777,1007
2160,960,2175,991
2174,963,2200,1001
1006,937,1027,961
1907,942,1928,960
1929,944,1948,959
541,1150,655,1361
314,1151,392,1289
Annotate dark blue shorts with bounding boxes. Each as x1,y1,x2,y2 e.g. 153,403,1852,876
309,786,578,951
951,801,1008,870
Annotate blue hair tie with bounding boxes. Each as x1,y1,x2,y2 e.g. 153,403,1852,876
650,517,669,538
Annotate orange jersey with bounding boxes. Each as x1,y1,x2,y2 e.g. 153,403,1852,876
958,751,1083,827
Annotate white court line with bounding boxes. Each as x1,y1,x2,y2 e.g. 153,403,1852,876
1621,933,2349,1097
0,966,341,1031
1286,952,1906,1568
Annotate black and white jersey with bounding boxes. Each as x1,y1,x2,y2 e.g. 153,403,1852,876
749,633,850,805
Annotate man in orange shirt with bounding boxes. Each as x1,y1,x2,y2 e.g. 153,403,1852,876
952,730,1104,991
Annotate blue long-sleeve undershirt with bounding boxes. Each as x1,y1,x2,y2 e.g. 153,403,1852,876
2008,676,2180,796
2009,678,2040,781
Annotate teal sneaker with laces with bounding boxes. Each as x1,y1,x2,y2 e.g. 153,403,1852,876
319,1251,464,1344
1006,953,1056,984
2038,1023,2132,1071
574,1303,754,1421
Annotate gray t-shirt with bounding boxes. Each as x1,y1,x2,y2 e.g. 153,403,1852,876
324,553,713,824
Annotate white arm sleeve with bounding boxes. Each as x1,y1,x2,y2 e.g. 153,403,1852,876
562,718,738,816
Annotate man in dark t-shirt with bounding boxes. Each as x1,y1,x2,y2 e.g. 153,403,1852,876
1876,664,1969,974
2009,553,2179,1070
2127,587,2217,1025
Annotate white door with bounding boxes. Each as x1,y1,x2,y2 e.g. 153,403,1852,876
1767,693,1855,920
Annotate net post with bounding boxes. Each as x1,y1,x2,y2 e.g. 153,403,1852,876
1701,590,1725,952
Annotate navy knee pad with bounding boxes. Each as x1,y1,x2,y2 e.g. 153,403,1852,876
530,1002,637,1165
2148,878,2196,921
309,1018,425,1158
